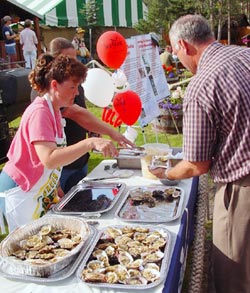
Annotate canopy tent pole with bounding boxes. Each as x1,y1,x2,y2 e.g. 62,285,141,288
89,28,92,56
33,16,42,56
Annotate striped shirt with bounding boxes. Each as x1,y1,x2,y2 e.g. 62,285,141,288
183,42,250,183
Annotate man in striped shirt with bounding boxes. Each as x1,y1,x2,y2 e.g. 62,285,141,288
150,14,250,292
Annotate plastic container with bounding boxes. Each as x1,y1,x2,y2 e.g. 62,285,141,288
123,126,138,143
140,143,171,180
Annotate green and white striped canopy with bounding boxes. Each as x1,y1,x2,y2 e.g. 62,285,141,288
43,0,147,28
6,0,64,19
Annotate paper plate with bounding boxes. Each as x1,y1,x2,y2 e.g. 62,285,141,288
113,170,134,178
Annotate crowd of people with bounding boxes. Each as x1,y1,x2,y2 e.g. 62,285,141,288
1,13,250,292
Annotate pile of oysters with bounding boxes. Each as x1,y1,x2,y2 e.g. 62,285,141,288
82,226,169,285
9,224,82,265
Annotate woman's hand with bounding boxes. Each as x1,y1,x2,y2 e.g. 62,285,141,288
91,138,119,157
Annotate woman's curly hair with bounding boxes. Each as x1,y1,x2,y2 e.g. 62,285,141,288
28,53,88,94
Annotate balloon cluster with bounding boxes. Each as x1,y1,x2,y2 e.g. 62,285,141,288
83,31,142,127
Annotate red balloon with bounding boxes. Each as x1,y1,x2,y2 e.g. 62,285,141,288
97,31,128,69
113,90,142,126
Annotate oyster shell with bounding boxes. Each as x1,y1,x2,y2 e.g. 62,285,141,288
115,235,131,246
118,251,133,267
37,252,55,260
142,250,164,263
134,227,150,233
26,251,38,259
125,276,148,285
58,238,74,249
121,226,135,234
149,237,166,250
127,240,144,248
87,260,104,271
26,234,43,248
144,262,160,271
53,248,70,258
92,249,104,258
172,190,181,198
127,258,143,269
105,271,118,283
115,265,129,283
39,224,52,235
133,232,148,241
105,245,115,256
95,250,109,267
142,268,161,282
83,272,106,283
143,234,159,245
105,227,122,238
128,268,141,278
96,242,116,250
11,249,26,260
42,235,54,245
71,233,82,245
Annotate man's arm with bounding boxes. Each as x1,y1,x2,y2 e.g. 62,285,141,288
63,104,134,146
149,159,211,180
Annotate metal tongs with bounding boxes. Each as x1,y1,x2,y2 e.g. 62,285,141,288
117,147,145,157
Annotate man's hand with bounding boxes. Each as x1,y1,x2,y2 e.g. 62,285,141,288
109,131,136,148
148,166,168,179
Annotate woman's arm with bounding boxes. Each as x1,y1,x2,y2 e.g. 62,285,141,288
34,137,119,169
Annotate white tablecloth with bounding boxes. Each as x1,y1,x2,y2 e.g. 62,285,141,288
0,160,194,293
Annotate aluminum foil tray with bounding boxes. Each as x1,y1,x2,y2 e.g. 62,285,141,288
0,215,91,278
115,186,184,223
115,147,145,169
0,224,97,283
52,182,126,217
76,224,172,290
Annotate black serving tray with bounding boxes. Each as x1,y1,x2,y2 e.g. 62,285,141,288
52,182,126,218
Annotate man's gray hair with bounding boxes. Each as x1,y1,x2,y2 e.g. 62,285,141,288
169,14,214,46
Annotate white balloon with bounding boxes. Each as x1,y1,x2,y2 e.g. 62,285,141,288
82,68,115,107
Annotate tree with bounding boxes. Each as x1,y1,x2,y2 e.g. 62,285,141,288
79,0,102,55
137,0,250,45
135,0,195,44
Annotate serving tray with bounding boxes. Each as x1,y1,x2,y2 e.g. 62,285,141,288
0,224,97,283
76,224,172,290
52,182,126,218
115,186,184,223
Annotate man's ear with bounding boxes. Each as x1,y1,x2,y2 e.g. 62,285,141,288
179,39,189,54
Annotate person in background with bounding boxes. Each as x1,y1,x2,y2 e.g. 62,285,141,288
31,37,134,194
149,32,162,54
149,14,250,292
0,54,119,231
160,45,174,67
19,19,38,69
72,27,91,64
1,15,17,68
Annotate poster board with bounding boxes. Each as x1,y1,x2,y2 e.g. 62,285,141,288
121,34,170,127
